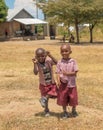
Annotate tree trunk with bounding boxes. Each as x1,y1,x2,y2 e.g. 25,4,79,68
75,18,80,44
89,23,96,43
68,23,70,36
89,27,93,43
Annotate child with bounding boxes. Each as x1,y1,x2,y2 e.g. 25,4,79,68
56,44,78,118
32,48,58,116
62,35,66,43
69,34,75,43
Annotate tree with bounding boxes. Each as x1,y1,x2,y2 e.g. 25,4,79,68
40,0,94,43
0,0,8,22
84,1,103,43
39,0,103,43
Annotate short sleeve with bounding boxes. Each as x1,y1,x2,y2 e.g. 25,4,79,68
73,60,78,72
55,61,61,74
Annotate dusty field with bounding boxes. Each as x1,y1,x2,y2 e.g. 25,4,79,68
0,39,103,130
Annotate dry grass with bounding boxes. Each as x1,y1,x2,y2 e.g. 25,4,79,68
0,39,103,130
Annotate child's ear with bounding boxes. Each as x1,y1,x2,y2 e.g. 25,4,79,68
45,52,48,57
70,51,72,54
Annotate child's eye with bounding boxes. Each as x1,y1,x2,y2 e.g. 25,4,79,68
41,55,45,57
65,50,69,52
38,56,45,58
62,50,68,53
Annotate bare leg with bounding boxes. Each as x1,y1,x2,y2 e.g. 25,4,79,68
44,98,49,112
62,106,69,118
72,106,78,117
44,95,50,116
72,106,76,112
63,106,67,113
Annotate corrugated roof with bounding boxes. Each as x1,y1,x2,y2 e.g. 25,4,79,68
7,5,36,21
14,18,47,25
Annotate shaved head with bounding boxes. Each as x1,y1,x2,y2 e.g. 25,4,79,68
35,48,45,55
60,44,71,52
35,48,46,63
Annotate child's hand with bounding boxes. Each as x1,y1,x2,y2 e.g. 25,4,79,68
62,71,68,76
32,58,37,64
56,80,61,88
46,51,51,57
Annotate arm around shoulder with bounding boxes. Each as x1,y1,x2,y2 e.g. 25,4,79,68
46,51,57,64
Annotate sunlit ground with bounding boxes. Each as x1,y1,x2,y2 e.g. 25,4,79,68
0,39,103,130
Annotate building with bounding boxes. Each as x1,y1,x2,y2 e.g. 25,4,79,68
0,6,48,40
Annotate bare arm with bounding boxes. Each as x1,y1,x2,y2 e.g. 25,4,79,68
56,74,60,87
63,71,78,76
32,58,38,75
46,51,57,64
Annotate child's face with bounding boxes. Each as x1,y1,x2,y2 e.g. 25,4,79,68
60,45,71,60
36,50,46,63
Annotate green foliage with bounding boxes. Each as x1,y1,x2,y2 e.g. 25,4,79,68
40,0,103,25
58,26,68,37
98,24,103,33
38,0,46,3
40,0,103,43
37,25,43,34
42,0,94,22
0,0,8,22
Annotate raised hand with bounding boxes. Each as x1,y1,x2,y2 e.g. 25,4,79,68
32,58,37,64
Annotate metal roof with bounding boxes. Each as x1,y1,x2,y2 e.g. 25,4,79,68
14,18,48,25
7,7,36,21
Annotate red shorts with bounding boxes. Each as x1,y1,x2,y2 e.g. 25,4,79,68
57,82,78,106
39,84,58,98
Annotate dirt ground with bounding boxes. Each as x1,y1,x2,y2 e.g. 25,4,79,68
0,39,103,130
